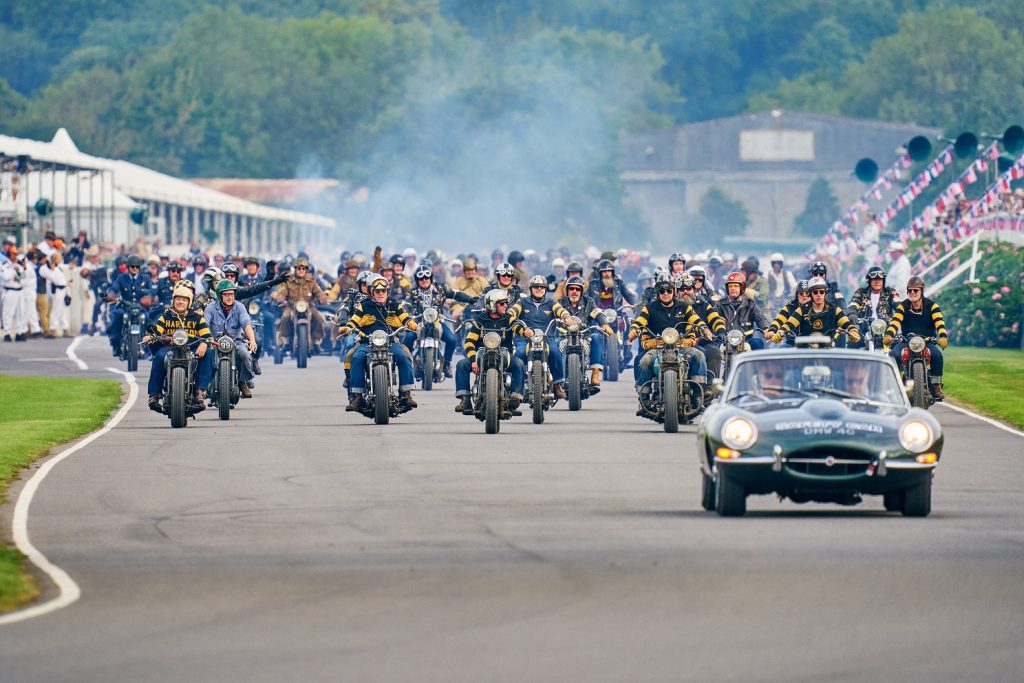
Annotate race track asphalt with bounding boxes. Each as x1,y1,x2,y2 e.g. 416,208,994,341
1,335,1022,682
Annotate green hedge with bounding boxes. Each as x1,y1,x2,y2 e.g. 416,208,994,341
941,243,1024,348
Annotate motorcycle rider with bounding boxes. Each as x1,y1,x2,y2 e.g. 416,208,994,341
807,261,845,306
204,279,259,399
627,276,708,415
766,280,811,346
558,275,614,394
388,254,414,302
515,274,575,400
883,276,949,400
771,277,861,345
339,274,419,413
142,284,214,412
715,271,770,350
740,258,768,305
765,252,797,314
589,259,637,369
107,254,154,358
687,265,713,305
480,262,524,314
668,253,687,277
185,254,209,296
706,253,725,294
405,265,476,378
449,256,488,324
552,260,586,300
846,266,899,348
270,257,327,352
454,288,532,416
149,261,185,326
676,275,727,381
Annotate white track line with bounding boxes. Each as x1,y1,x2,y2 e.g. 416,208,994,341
938,401,1024,439
0,368,137,627
65,336,88,370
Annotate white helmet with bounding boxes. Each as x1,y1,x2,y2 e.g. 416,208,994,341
484,288,511,313
770,252,784,263
551,257,566,268
202,266,223,287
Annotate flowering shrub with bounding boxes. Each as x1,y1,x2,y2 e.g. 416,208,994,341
939,243,1023,347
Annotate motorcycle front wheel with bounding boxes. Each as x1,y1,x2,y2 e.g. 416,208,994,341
484,367,500,434
217,358,232,421
126,331,140,373
662,368,679,433
170,366,187,428
421,346,434,391
372,363,390,425
531,361,545,424
566,353,582,411
605,333,619,382
296,324,308,369
911,363,928,409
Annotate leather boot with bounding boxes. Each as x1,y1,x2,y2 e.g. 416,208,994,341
590,368,602,394
553,383,566,399
400,390,418,410
931,384,944,401
240,384,253,399
456,396,473,414
148,394,162,412
346,393,365,412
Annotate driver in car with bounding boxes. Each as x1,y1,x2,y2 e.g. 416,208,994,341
754,360,786,398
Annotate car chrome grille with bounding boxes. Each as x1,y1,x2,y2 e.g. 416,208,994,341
785,448,873,476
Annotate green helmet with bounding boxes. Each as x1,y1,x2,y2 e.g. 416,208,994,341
215,279,237,296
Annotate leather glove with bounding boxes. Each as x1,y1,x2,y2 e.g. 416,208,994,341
938,337,948,349
337,327,351,336
883,335,893,346
641,339,659,351
847,328,862,344
681,337,696,348
771,332,784,344
406,320,419,333
265,260,277,277
627,330,638,342
602,324,614,336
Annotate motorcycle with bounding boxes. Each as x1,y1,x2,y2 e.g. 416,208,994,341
896,334,935,409
524,319,562,424
207,334,240,421
636,326,704,433
601,304,633,382
150,330,201,428
469,327,518,434
718,328,748,381
559,314,608,411
412,306,448,390
356,328,407,425
118,299,147,372
864,317,889,353
275,299,312,368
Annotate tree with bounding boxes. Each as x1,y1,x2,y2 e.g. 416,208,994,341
793,177,839,237
697,186,749,237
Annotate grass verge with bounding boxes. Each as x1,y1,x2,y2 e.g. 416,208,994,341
942,347,1024,429
0,374,122,613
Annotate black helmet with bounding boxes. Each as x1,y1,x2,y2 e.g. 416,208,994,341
566,260,584,275
243,256,259,266
192,254,208,266
809,261,827,277
564,275,586,291
866,266,886,281
222,263,239,276
389,253,405,266
507,250,524,265
796,279,810,294
414,266,433,281
654,278,675,295
596,259,614,273
126,255,143,268
668,252,685,266
167,262,183,272
339,250,352,263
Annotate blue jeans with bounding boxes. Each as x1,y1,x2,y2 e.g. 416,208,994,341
456,355,525,396
148,346,214,395
890,342,943,382
587,330,606,369
635,347,707,386
515,337,564,384
350,342,414,392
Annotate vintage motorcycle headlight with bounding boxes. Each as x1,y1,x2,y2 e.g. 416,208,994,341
870,319,887,337
217,335,234,353
423,307,439,324
483,332,501,349
248,301,260,315
661,328,680,346
899,419,934,453
171,329,189,347
565,316,582,333
908,335,926,353
721,417,758,450
531,328,544,341
370,330,388,348
726,329,744,347
295,300,309,313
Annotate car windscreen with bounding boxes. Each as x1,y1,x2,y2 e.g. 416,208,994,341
727,356,905,406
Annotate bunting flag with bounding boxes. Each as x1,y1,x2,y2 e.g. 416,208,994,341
874,144,955,230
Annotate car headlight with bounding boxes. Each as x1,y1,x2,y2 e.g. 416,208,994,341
870,319,887,336
483,332,501,349
171,329,189,347
661,328,680,345
423,307,439,324
370,330,388,348
295,300,309,313
899,419,934,453
721,417,758,450
908,335,926,353
217,335,234,352
726,329,744,347
566,316,581,332
248,301,260,315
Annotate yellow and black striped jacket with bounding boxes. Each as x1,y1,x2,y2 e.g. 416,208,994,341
767,298,799,334
463,310,527,359
341,299,412,340
630,301,705,347
885,298,947,339
776,303,856,337
687,300,726,335
154,308,213,346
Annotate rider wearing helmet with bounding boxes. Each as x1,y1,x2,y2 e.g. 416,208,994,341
668,253,688,276
627,276,709,414
558,275,614,393
675,274,727,381
715,271,771,350
515,274,574,399
553,260,586,300
106,254,154,358
453,288,532,416
480,262,524,315
766,279,811,346
449,256,489,323
765,252,797,314
389,253,414,292
589,258,637,369
143,283,214,411
204,278,259,399
807,260,845,305
270,257,328,351
847,265,899,348
883,276,949,399
338,274,419,413
771,276,861,345
406,264,476,377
